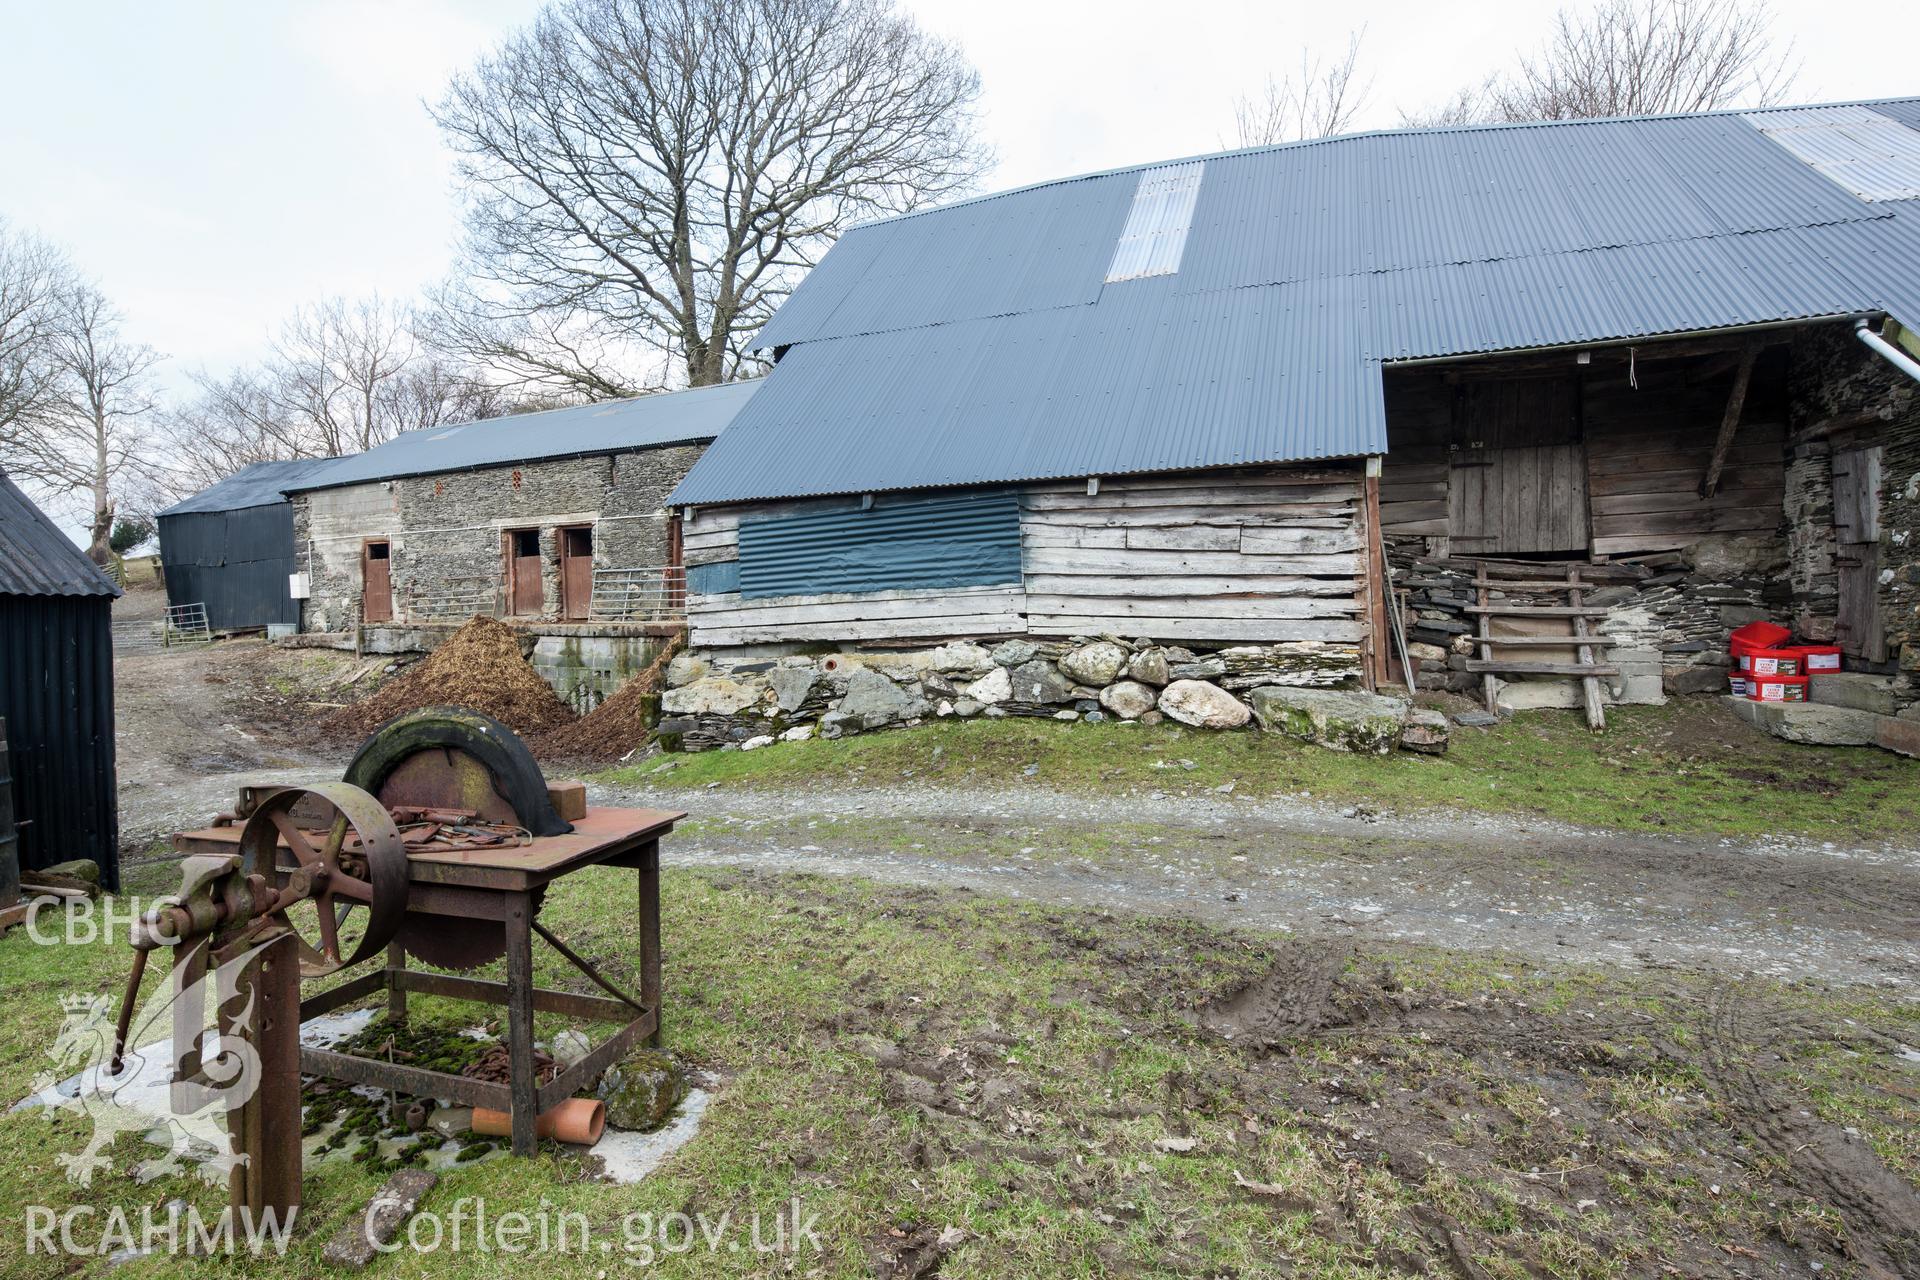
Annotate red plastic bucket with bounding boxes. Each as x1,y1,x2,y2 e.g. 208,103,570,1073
1746,673,1809,702
1740,647,1803,676
1792,644,1842,673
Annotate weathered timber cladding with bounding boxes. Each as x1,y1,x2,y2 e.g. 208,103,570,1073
682,465,1370,648
1381,350,1789,558
1020,468,1367,643
295,445,702,631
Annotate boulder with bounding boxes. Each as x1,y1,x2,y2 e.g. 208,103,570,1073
991,639,1039,667
1452,709,1499,727
1059,640,1130,687
1169,658,1227,681
921,672,959,699
664,652,709,688
1127,649,1171,686
1138,710,1165,726
1727,697,1879,746
838,668,926,728
769,665,818,713
1008,660,1076,705
1663,665,1729,696
1098,680,1160,720
598,1050,683,1132
662,676,764,716
1401,709,1450,754
1157,680,1251,729
739,735,774,751
1406,642,1448,664
953,698,982,718
930,642,994,676
962,666,1012,705
1248,687,1408,753
780,724,813,742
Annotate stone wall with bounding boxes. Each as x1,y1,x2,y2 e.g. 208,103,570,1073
658,635,1381,751
293,444,704,632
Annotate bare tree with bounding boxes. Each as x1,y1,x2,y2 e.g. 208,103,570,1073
1231,30,1372,147
0,220,73,435
0,285,161,563
155,295,530,501
428,0,990,394
1408,0,1796,127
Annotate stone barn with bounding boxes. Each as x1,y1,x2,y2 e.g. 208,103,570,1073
282,380,760,709
658,98,1920,751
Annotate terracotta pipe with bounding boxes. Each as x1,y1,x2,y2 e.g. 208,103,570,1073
471,1097,605,1146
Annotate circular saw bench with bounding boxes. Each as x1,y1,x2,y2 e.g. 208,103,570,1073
143,707,682,1219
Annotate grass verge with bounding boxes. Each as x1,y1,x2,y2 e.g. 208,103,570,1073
604,699,1920,840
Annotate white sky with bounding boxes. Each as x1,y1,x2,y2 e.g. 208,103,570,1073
1,0,1916,391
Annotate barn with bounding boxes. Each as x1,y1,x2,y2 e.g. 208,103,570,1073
660,98,1920,747
157,456,346,633
0,469,121,889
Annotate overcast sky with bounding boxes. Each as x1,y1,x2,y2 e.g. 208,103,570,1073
2,0,1916,392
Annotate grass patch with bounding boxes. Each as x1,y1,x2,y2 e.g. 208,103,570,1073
1,864,1914,1275
607,700,1920,839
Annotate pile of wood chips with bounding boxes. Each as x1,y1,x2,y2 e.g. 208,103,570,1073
321,615,578,743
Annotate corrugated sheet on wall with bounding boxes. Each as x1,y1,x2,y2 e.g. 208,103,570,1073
158,503,301,631
0,595,118,888
737,489,1022,598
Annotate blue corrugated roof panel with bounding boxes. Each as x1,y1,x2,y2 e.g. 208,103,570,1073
286,380,761,494
159,457,351,517
673,97,1920,507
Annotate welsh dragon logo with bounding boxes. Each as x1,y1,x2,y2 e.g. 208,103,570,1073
30,941,265,1187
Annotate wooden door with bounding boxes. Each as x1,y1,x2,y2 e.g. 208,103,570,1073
361,540,393,623
560,526,593,621
1832,446,1885,661
506,528,544,616
1449,378,1590,555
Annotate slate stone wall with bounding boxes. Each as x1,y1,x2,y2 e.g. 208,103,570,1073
293,444,704,630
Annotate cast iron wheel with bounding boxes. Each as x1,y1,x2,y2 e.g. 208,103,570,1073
237,781,409,978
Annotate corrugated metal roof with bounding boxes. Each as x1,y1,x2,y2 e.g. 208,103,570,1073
158,457,350,517
286,379,762,494
672,97,1920,507
0,470,121,598
1745,105,1920,202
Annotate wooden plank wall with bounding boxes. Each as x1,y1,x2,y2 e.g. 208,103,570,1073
1380,352,1789,558
1021,467,1368,643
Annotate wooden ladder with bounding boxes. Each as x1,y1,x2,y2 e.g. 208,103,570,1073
1466,563,1611,730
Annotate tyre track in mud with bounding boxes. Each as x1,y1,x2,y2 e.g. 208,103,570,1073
1703,985,1920,1280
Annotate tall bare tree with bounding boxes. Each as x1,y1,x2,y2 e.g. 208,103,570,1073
1,285,161,563
1231,30,1372,147
0,220,72,436
428,0,990,395
1407,0,1796,126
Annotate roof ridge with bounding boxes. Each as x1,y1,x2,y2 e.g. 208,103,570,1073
845,94,1920,232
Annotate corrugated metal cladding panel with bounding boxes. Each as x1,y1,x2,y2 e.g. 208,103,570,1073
737,490,1022,598
755,171,1139,348
1746,106,1920,202
0,596,119,889
158,504,302,631
285,379,761,493
1105,162,1205,282
0,471,120,598
674,278,1384,505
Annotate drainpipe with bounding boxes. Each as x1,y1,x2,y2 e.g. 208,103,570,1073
1854,317,1920,384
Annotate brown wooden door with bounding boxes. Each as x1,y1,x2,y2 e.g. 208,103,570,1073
506,528,544,616
361,540,393,623
1449,377,1590,555
560,526,593,620
1832,446,1885,661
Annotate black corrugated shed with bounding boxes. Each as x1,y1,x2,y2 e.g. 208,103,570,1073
0,470,120,889
158,458,341,632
